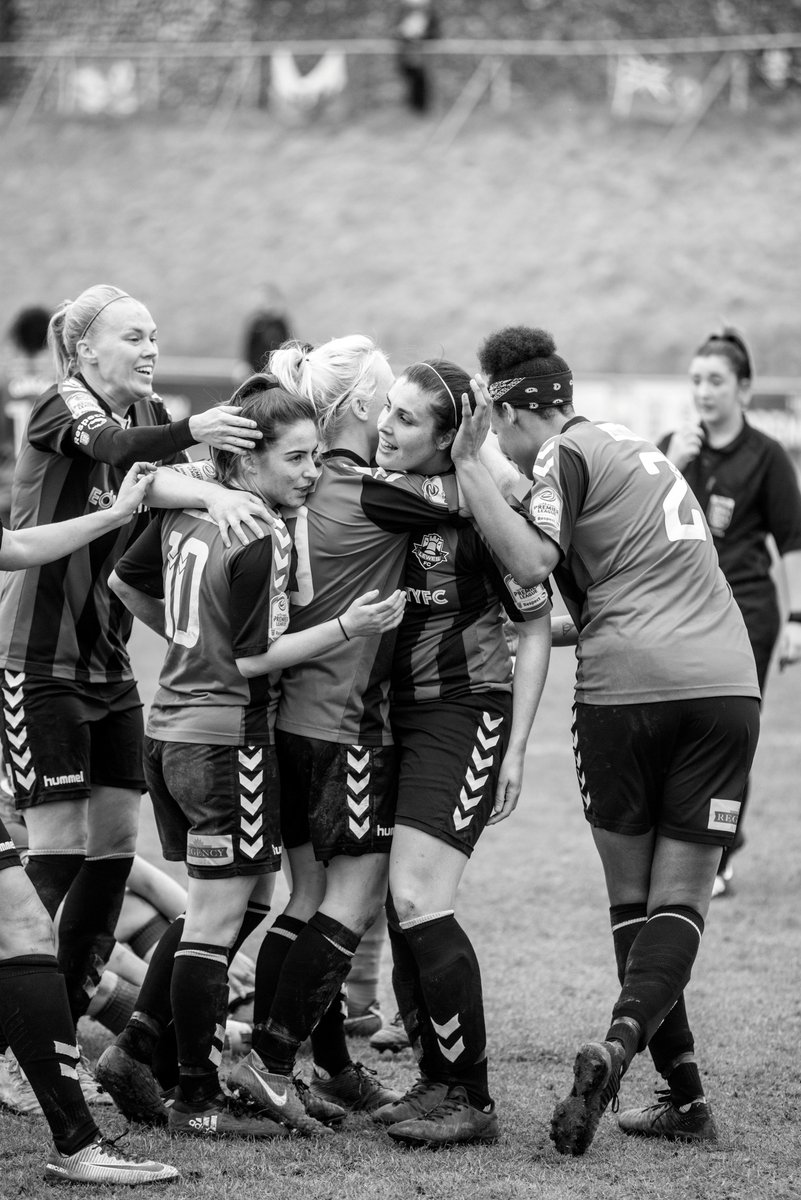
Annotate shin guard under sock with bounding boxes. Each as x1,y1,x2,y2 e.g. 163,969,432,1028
58,855,134,1023
172,943,229,1106
401,912,490,1108
0,955,99,1155
610,904,705,1053
253,911,358,1074
386,903,438,1076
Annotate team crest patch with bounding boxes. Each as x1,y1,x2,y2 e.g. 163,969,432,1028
270,592,290,638
706,494,735,537
61,378,103,419
422,476,448,506
187,833,234,867
707,797,741,833
504,575,549,614
412,531,449,569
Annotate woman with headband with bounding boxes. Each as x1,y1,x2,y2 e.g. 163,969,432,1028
449,326,760,1155
365,359,552,1148
0,283,263,1104
660,327,801,898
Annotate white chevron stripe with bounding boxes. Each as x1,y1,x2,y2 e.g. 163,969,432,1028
54,1041,79,1060
239,772,263,794
3,709,24,728
348,774,369,796
431,1013,461,1039
464,767,488,792
240,836,264,859
14,769,35,790
240,817,263,839
453,810,474,831
439,1036,466,1063
6,730,26,750
470,748,494,772
3,672,25,688
10,748,31,769
347,750,369,772
476,728,500,750
240,794,261,816
348,796,369,818
348,815,369,840
239,750,262,771
458,787,481,812
59,1063,80,1080
482,713,504,731
3,689,22,707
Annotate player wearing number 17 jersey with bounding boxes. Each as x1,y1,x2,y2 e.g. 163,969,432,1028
452,326,759,1157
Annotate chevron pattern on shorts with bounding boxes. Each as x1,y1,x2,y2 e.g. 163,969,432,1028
571,719,590,811
2,670,35,794
431,1012,465,1063
238,745,265,859
346,745,370,840
451,711,503,832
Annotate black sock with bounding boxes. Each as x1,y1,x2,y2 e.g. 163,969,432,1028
25,852,84,920
127,913,170,961
0,955,99,1155
401,913,490,1108
58,855,134,1023
666,1060,705,1105
253,912,359,1074
253,913,306,1026
116,915,184,1066
231,901,271,959
172,942,229,1107
610,904,705,1053
311,986,350,1077
386,904,440,1079
609,903,697,1079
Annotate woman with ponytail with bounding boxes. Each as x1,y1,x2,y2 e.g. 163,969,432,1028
0,284,263,1102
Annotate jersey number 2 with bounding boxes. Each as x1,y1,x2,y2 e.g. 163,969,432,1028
164,532,209,647
639,451,706,542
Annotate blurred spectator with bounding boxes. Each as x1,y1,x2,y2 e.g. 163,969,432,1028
394,0,440,114
241,285,294,373
0,304,54,524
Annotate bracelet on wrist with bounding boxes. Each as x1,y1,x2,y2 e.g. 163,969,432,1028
337,616,351,641
788,611,801,624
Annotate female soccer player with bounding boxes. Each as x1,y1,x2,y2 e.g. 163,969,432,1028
102,373,405,1139
364,360,552,1148
0,283,262,1089
451,326,760,1155
0,463,178,1184
661,328,801,896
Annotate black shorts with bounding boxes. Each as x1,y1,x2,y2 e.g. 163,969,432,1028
0,815,23,871
276,730,397,862
392,694,512,857
572,696,760,846
145,738,282,879
0,672,145,808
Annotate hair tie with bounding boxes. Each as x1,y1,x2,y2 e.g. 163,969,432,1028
413,362,459,426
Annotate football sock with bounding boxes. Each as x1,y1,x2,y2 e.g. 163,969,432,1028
666,1059,705,1105
252,913,306,1026
172,942,229,1107
346,906,386,1012
311,985,350,1077
85,971,139,1035
609,904,705,1056
609,902,696,1076
400,911,491,1108
127,913,170,961
0,954,99,1155
24,851,84,920
231,900,271,958
57,854,134,1022
116,915,185,1065
253,912,359,1075
386,901,440,1078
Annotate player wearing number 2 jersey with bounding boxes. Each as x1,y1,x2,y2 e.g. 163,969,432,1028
452,326,759,1157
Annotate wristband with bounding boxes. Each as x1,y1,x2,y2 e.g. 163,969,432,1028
337,616,351,641
788,611,801,624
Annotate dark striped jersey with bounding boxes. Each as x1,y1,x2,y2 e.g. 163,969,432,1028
114,508,288,746
525,416,760,704
391,522,551,705
277,450,463,745
0,376,194,684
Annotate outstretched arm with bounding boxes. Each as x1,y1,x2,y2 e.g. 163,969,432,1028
0,462,155,571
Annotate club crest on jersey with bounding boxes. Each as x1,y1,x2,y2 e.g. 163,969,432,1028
706,494,735,537
270,592,290,638
422,476,448,507
412,531,449,570
529,486,561,535
504,575,549,615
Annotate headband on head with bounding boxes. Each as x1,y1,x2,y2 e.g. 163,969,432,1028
704,329,753,378
413,362,459,426
489,371,573,409
79,293,131,341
